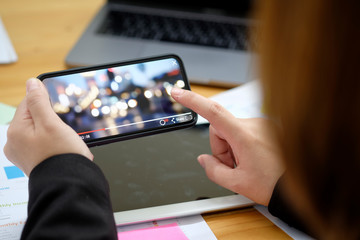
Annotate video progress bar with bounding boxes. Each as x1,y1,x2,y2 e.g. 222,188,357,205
78,112,192,135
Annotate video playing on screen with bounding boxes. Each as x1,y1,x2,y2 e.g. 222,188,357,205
42,58,193,142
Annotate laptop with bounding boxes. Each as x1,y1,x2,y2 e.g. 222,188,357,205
65,0,257,88
92,123,254,225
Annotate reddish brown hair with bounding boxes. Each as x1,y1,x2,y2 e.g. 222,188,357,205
254,0,360,238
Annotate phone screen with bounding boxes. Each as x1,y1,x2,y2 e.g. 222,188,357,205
39,55,196,146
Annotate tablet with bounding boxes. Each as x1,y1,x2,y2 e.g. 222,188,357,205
92,124,253,225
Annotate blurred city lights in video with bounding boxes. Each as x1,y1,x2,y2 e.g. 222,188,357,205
43,58,188,139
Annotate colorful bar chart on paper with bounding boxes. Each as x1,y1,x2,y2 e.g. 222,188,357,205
3,166,25,180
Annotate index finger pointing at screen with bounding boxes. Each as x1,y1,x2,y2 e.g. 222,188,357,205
171,88,238,139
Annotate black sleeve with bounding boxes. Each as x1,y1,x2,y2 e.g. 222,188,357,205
21,154,117,240
268,175,312,236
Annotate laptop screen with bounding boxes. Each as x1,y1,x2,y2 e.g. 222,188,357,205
108,0,253,18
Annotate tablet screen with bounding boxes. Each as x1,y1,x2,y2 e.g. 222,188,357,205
92,124,235,212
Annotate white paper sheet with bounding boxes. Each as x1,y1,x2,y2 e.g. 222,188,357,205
0,125,28,240
197,80,264,124
0,17,17,64
255,205,314,240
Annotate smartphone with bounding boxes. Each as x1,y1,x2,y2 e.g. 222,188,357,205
38,55,197,147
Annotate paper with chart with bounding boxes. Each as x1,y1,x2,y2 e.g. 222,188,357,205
0,125,28,240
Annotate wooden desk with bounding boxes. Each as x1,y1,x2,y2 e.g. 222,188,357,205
0,1,290,239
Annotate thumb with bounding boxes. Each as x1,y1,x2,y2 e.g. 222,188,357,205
26,78,57,126
197,154,236,190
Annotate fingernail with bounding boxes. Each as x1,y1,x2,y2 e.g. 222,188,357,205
26,78,40,94
197,155,205,168
171,87,184,97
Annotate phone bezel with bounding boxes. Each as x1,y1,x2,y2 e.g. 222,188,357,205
38,54,197,147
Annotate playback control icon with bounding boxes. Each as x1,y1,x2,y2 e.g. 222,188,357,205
159,114,193,126
159,118,176,126
159,119,168,126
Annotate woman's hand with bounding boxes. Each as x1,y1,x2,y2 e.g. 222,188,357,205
4,78,93,176
171,88,284,206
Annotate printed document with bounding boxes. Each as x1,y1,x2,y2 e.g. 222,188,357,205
0,125,28,240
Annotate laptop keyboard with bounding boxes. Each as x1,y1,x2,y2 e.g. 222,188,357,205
97,10,249,50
